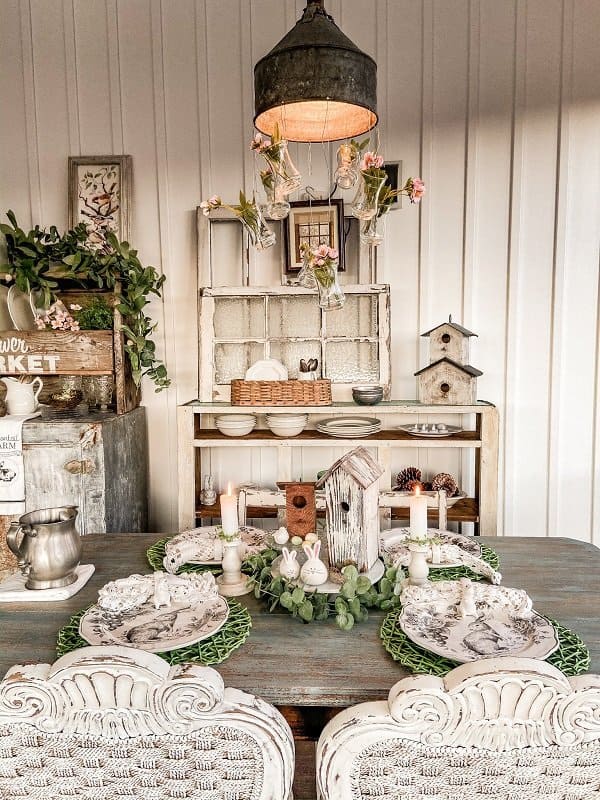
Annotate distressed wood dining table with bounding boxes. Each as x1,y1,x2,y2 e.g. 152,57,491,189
1,534,599,799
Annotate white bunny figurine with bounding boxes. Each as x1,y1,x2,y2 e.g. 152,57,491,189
300,541,329,587
457,577,477,618
153,572,172,610
279,547,300,581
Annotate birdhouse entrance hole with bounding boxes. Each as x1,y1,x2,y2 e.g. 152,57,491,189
441,333,451,343
440,382,450,394
340,501,350,513
292,495,307,509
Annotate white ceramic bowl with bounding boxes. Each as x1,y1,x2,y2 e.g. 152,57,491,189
215,414,256,437
266,414,307,437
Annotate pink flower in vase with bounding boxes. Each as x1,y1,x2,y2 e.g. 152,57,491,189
408,178,426,204
360,151,384,171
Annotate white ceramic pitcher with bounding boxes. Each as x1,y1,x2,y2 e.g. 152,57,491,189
1,376,43,415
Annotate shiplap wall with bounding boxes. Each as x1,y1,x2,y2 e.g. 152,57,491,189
1,0,599,541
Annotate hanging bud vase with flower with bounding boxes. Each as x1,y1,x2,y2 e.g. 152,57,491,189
200,192,276,250
260,170,291,221
359,176,427,247
300,243,345,311
251,124,301,221
351,151,387,220
334,137,369,190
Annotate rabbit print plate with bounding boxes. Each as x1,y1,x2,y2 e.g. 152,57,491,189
164,525,270,573
80,571,229,653
399,580,559,663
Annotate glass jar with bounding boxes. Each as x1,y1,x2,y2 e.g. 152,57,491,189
351,170,387,220
313,263,345,311
264,172,291,221
334,142,360,189
262,140,301,195
93,375,114,412
296,250,317,288
360,214,386,246
239,202,276,250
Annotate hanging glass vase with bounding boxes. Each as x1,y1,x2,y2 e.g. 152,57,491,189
313,263,345,311
262,140,301,195
360,213,386,246
351,170,387,220
297,250,317,288
334,142,360,189
264,172,291,220
238,201,276,250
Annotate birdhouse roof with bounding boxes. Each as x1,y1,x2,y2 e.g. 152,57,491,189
315,446,383,489
414,357,483,377
421,321,477,338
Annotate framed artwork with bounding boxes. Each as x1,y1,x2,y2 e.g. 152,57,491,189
68,155,132,247
382,161,402,208
283,199,345,274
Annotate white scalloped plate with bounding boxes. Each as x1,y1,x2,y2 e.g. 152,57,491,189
379,528,481,568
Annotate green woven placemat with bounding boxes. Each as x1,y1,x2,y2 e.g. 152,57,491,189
146,537,257,577
56,599,252,667
380,608,590,677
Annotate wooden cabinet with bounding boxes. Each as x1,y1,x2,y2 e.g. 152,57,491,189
177,401,499,536
20,407,147,534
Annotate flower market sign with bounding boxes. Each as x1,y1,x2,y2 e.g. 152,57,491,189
0,331,114,375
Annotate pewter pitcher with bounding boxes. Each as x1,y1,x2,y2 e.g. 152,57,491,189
6,506,81,589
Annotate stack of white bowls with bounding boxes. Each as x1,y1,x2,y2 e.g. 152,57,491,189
215,414,257,437
266,413,308,437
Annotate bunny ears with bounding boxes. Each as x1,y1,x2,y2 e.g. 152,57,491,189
281,547,298,562
302,541,321,559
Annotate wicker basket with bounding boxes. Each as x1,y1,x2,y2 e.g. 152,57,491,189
231,379,332,406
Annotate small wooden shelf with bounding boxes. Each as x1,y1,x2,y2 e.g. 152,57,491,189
195,497,479,524
193,429,481,448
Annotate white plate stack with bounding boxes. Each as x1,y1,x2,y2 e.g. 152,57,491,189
316,416,382,438
215,414,257,437
266,413,308,437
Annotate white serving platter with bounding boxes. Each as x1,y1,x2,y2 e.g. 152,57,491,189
398,423,463,437
399,580,559,663
80,571,229,653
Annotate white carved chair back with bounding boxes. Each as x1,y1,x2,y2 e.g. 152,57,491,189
0,645,294,800
238,487,449,530
317,657,600,800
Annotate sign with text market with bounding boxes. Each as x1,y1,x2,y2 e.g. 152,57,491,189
0,332,114,374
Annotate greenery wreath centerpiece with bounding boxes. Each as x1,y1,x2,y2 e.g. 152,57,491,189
0,210,169,391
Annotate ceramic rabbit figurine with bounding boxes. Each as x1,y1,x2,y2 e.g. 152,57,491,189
300,541,328,587
279,547,300,581
457,577,477,618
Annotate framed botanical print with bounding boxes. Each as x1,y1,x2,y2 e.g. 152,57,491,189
283,199,345,274
68,155,132,247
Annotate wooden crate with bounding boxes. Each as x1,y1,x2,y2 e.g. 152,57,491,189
0,290,140,415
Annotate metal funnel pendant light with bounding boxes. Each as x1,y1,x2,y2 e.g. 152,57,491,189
254,0,377,143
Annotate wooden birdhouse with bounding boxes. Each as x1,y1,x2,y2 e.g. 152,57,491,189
279,481,317,539
422,316,477,364
414,358,482,405
315,447,383,573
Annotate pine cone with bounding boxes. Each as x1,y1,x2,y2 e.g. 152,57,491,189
396,467,422,490
405,479,424,493
421,481,433,491
431,472,458,496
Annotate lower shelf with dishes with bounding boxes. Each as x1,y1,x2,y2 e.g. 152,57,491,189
178,400,499,536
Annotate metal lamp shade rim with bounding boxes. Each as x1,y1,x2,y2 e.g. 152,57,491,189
254,101,378,143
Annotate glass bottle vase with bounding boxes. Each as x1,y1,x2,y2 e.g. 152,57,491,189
351,170,387,220
262,140,301,195
239,202,276,250
265,172,291,221
334,142,360,189
360,214,386,246
313,264,345,311
297,251,317,288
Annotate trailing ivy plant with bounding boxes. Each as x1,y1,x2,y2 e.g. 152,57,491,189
245,549,405,630
0,211,169,391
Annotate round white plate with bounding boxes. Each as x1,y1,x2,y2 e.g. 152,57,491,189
165,525,270,568
379,528,481,567
318,416,381,428
79,574,230,653
7,286,36,330
0,285,12,329
398,424,463,437
399,581,559,663
245,358,288,381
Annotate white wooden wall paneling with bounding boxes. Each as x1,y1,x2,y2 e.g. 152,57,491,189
1,0,599,539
